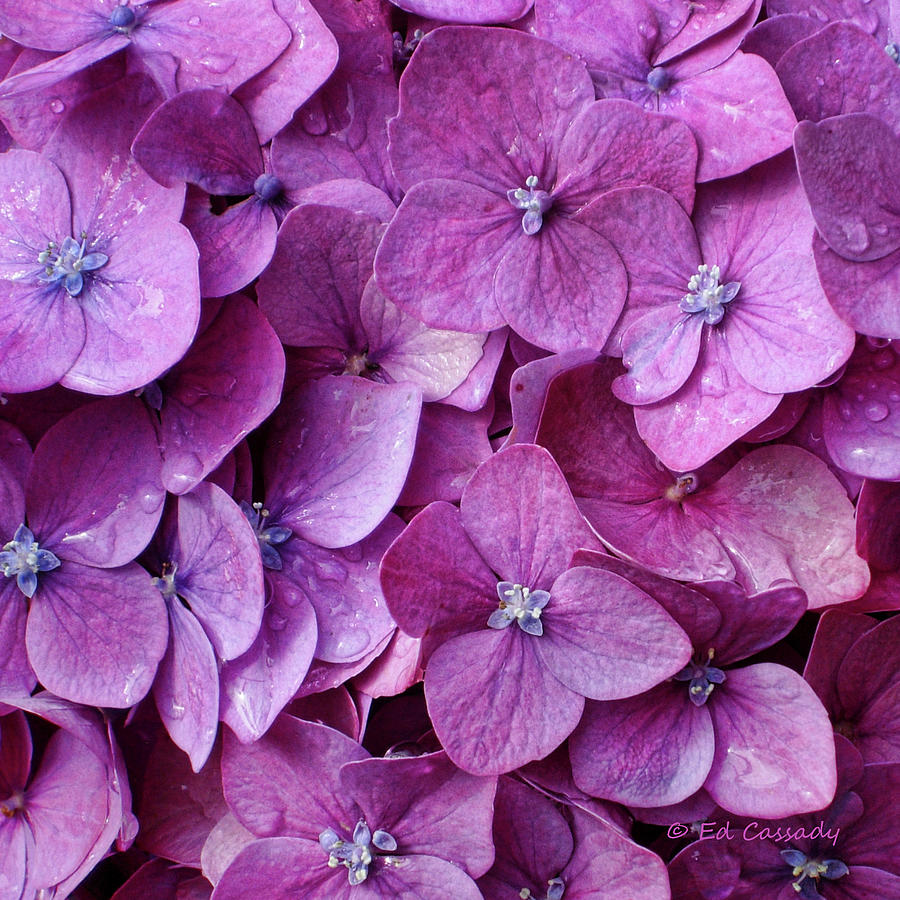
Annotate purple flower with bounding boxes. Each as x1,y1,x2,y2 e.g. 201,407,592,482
478,777,671,900
375,25,698,352
592,153,855,467
0,77,200,395
535,0,796,181
380,444,691,774
535,360,870,608
0,397,167,707
568,555,837,818
668,738,900,900
214,715,496,897
132,90,291,297
0,0,291,102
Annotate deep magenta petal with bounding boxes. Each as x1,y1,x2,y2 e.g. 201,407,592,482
706,664,837,816
159,294,284,495
25,561,167,707
136,0,292,94
257,204,377,350
380,501,498,651
374,179,515,334
461,444,598,589
219,574,317,744
233,0,339,144
132,90,263,194
537,566,691,700
795,114,900,262
222,716,367,839
24,727,109,888
154,598,220,773
170,483,264,661
28,396,164,567
426,629,584,775
389,26,594,191
493,213,627,353
569,687,715,807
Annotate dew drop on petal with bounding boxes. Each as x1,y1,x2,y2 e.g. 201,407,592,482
188,15,201,26
864,401,889,422
49,99,65,114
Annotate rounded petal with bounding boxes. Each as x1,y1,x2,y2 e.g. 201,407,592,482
26,561,167,708
706,664,837,817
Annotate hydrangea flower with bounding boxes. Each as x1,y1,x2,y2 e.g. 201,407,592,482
214,716,496,897
478,777,670,900
380,443,692,774
375,25,699,352
132,90,292,297
590,153,856,467
568,553,837,817
535,0,797,181
0,0,291,101
257,202,486,402
0,76,200,395
0,397,167,707
535,360,870,608
668,738,900,900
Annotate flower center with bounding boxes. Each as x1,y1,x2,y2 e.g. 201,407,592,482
679,264,740,325
110,3,137,32
664,473,697,502
0,524,61,599
507,175,553,236
319,819,398,886
37,234,108,297
780,849,849,898
647,66,670,93
0,790,25,818
240,501,292,570
253,173,283,203
488,582,550,636
519,878,565,900
151,561,179,599
673,648,726,707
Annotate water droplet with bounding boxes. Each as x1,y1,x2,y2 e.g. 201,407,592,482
838,402,853,421
809,5,829,22
889,390,900,402
815,76,825,87
864,401,889,422
843,222,871,254
188,15,201,26
138,490,161,513
169,703,186,720
49,98,65,114
200,53,235,74
269,613,287,631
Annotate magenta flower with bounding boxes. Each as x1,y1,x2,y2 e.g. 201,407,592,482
591,153,855,467
375,25,698,352
381,444,691,774
568,554,837,818
215,716,496,897
0,397,167,707
0,77,199,395
535,0,797,180
0,0,291,102
535,360,870,608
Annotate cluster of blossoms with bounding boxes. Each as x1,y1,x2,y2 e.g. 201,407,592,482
0,0,899,898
